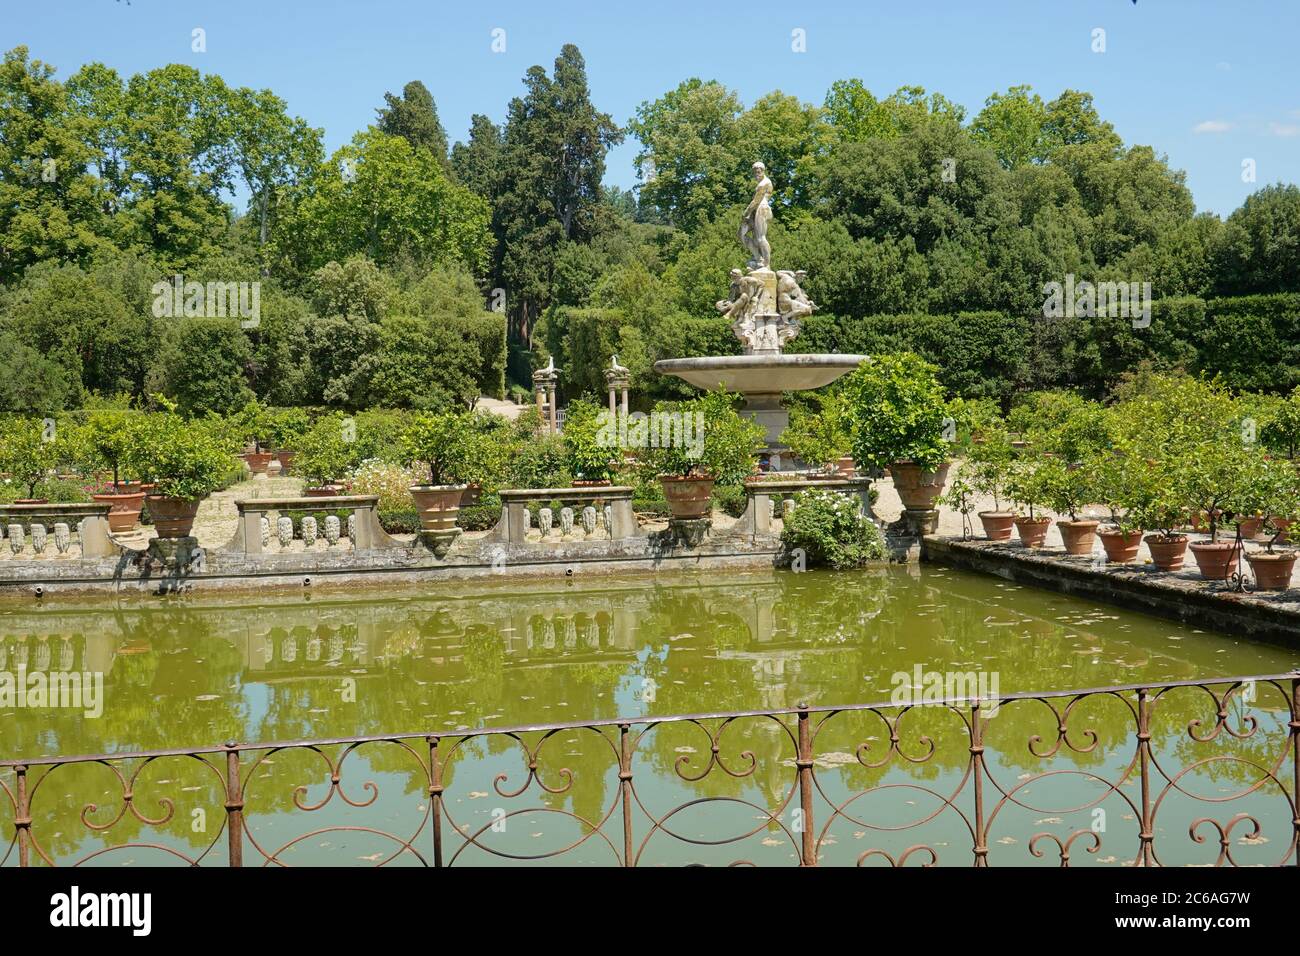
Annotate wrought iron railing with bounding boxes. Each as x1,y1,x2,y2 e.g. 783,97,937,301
2,673,1297,866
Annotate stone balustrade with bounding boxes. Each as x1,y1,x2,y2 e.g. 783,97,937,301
224,495,402,555
490,486,639,545
0,503,117,560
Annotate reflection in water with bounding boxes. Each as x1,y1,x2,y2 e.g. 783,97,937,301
0,566,1295,866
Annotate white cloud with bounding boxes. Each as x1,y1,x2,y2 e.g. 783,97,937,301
1268,121,1300,137
1193,120,1233,134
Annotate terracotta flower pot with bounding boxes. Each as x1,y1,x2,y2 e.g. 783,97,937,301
410,484,467,532
274,450,295,475
1144,534,1188,571
571,479,612,488
659,475,716,520
1270,516,1292,543
13,498,48,505
1189,540,1241,581
1245,550,1297,591
303,484,344,497
835,456,857,478
978,511,1016,541
91,489,147,533
1014,515,1051,548
146,495,201,538
890,460,951,510
1057,519,1100,556
1098,528,1143,564
241,451,275,475
1235,516,1264,541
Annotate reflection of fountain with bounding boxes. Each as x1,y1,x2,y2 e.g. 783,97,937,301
654,161,866,469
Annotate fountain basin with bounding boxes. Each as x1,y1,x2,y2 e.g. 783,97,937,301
654,353,868,465
654,353,867,394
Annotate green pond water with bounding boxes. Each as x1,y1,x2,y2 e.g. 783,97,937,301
1,565,1296,867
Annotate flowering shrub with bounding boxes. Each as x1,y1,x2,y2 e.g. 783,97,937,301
780,488,885,570
348,458,421,512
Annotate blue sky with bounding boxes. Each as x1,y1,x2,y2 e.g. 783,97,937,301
4,0,1297,216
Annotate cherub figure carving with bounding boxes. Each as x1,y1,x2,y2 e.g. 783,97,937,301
775,269,815,347
716,268,766,350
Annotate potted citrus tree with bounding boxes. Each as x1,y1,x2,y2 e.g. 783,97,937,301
1005,452,1051,547
267,406,311,476
402,411,488,532
1179,439,1258,581
0,417,60,504
844,353,957,509
965,424,1016,540
234,399,276,475
84,410,149,532
294,414,359,496
780,392,852,474
1094,443,1152,564
1035,453,1101,555
1243,457,1299,590
132,411,233,538
645,390,763,520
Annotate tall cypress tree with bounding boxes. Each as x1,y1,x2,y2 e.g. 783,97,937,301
492,44,622,344
376,80,449,167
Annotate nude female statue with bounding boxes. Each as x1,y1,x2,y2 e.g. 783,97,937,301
739,161,773,270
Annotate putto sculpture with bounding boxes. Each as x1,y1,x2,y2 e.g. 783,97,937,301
712,165,815,354
655,159,865,467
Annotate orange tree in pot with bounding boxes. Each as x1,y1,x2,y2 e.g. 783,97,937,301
1035,453,1101,556
82,409,149,532
841,352,963,511
964,423,1017,540
294,413,362,496
0,416,62,504
1004,453,1051,547
641,390,764,520
1179,436,1260,581
131,409,234,538
402,410,498,533
233,398,277,474
1243,457,1300,591
1093,441,1160,564
779,390,851,474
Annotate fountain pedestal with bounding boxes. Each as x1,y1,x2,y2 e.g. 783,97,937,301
652,159,868,470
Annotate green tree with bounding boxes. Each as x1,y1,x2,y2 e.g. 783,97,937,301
376,80,449,166
0,46,111,283
495,45,622,342
278,128,491,275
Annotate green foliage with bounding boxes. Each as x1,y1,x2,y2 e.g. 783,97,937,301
1031,453,1097,521
131,412,233,500
640,390,763,483
293,413,359,486
780,488,885,569
780,391,851,469
562,397,616,482
401,411,491,486
844,352,955,472
0,416,60,497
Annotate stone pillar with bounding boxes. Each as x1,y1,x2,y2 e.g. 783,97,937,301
535,386,546,424
532,357,560,436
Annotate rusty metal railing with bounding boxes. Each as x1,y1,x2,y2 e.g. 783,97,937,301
2,673,1297,866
